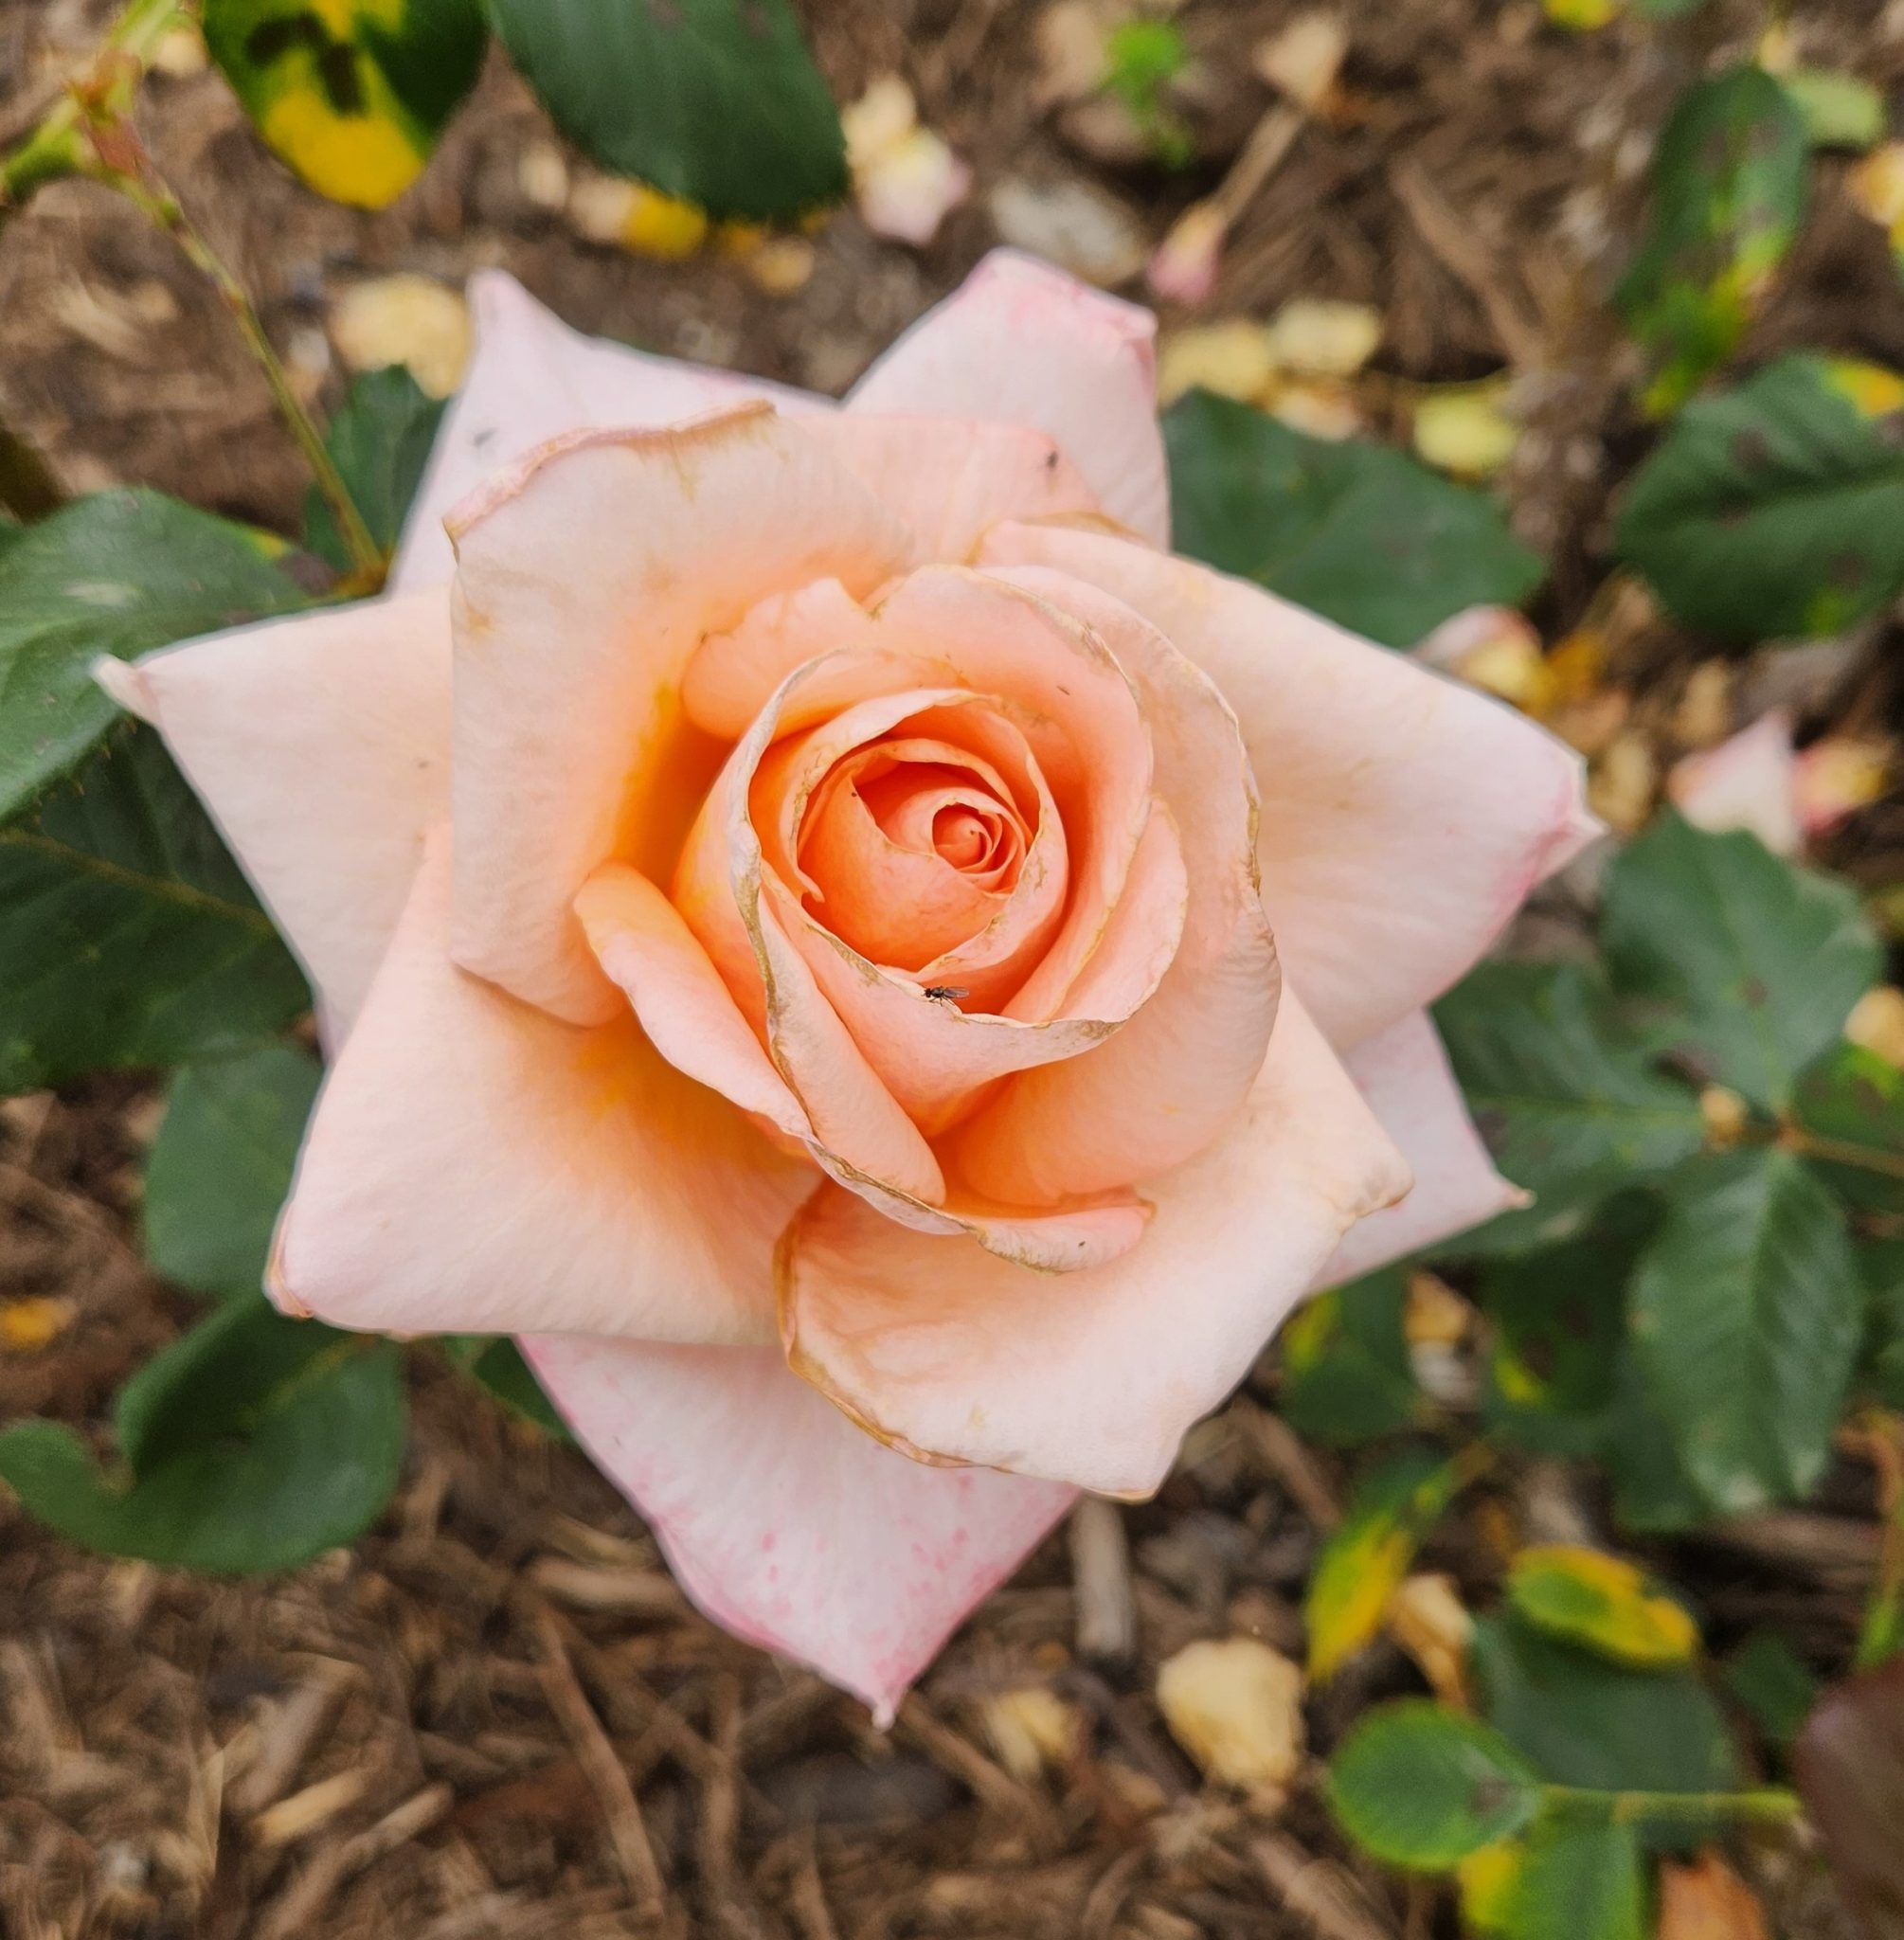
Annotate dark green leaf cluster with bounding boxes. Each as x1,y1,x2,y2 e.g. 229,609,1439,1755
0,375,563,1575
1162,390,1543,649
1440,814,1891,1531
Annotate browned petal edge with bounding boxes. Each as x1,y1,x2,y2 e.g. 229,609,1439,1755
771,1198,972,1471
970,506,1151,555
772,1191,1177,1499
440,400,782,553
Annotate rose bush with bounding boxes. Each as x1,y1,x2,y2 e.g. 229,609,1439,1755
104,251,1592,1716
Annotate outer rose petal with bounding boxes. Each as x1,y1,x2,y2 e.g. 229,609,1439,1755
978,524,1597,1049
780,992,1410,1496
447,406,918,1024
805,417,1101,561
392,270,818,593
847,250,1170,547
522,1335,1074,1723
1315,1009,1524,1286
274,836,812,1346
953,567,1279,1202
98,590,450,1045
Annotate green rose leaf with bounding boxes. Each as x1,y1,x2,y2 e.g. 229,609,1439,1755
0,1300,405,1572
1614,355,1904,641
1498,1821,1646,1940
1472,1614,1739,1800
1723,1628,1820,1752
1278,1266,1418,1446
1163,390,1543,648
204,0,489,210
1628,1148,1860,1518
1327,1700,1544,1871
1602,1352,1709,1536
1791,1041,1904,1217
143,1042,321,1302
1858,1237,1904,1411
1479,1211,1648,1455
1602,811,1880,1113
1780,69,1886,153
1506,1544,1700,1670
488,0,847,223
303,365,446,570
0,488,305,822
1433,960,1706,1255
0,728,310,1092
1615,65,1809,416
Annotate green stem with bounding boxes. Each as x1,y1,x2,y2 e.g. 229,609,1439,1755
0,0,186,218
1541,1783,1804,1831
114,172,383,584
0,0,384,585
1780,1122,1904,1186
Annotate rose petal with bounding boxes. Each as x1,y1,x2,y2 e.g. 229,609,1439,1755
775,801,1180,1135
274,835,812,1345
953,568,1278,1201
680,568,1168,1141
847,250,1169,546
100,590,450,1046
806,416,1101,561
870,568,1154,1022
682,578,903,743
392,271,819,593
522,1335,1074,1723
676,653,1164,1251
574,864,812,1142
779,990,1410,1495
978,525,1596,1049
1667,710,1802,858
1314,1009,1523,1286
447,406,918,1024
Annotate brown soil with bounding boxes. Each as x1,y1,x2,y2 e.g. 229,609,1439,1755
3,0,1901,1934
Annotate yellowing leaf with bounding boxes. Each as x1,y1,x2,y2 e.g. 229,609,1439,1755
1823,358,1904,421
0,1297,75,1354
1507,1544,1701,1668
1459,1840,1526,1935
568,174,710,258
1307,1452,1470,1681
1849,144,1904,232
1543,0,1620,27
204,0,487,210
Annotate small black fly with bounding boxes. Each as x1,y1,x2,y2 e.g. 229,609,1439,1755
923,984,969,1001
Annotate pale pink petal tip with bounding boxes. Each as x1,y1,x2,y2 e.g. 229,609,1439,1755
522,1336,1075,1718
1668,710,1802,857
91,654,153,718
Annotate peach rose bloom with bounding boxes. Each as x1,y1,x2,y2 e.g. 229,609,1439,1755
110,253,1591,1717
